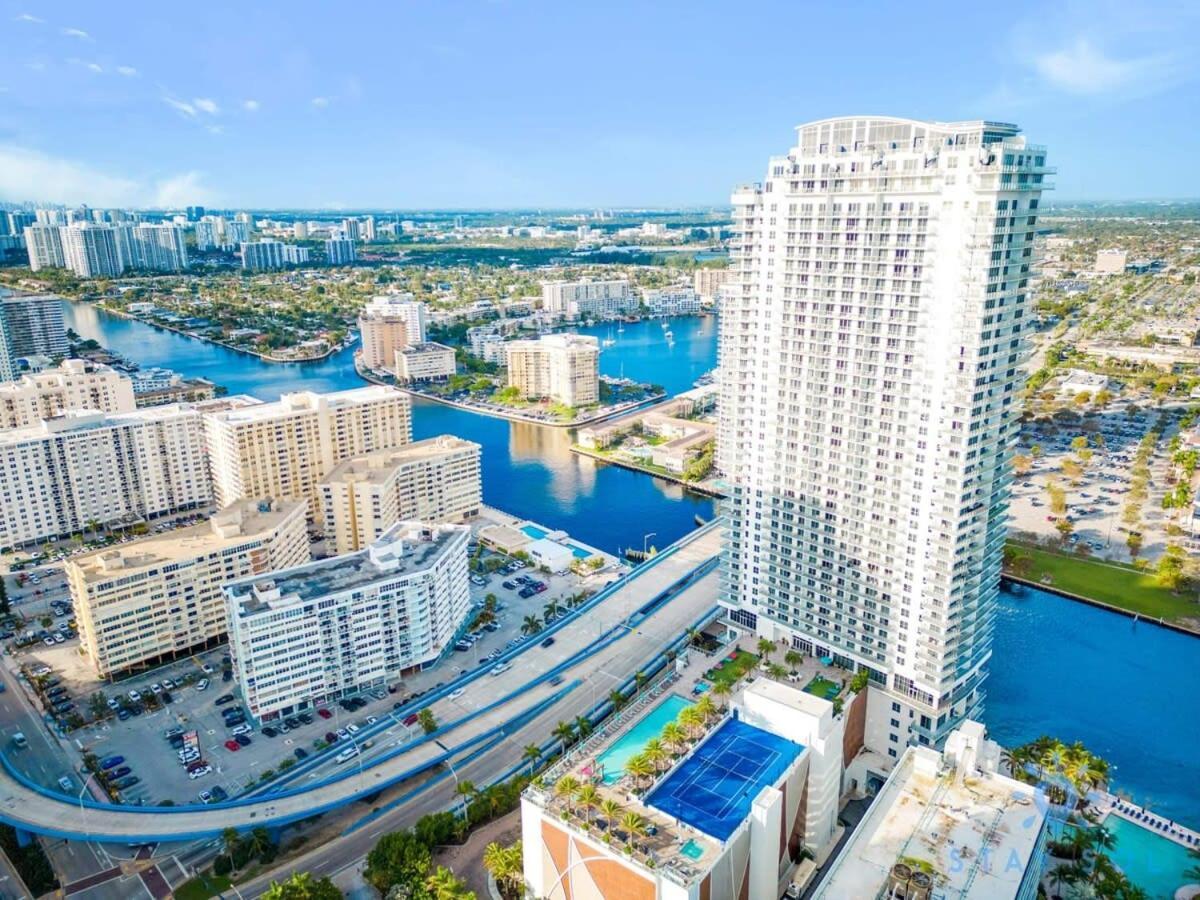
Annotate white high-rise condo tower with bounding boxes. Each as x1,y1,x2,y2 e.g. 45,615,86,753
719,117,1050,747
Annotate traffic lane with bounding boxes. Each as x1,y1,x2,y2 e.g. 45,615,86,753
0,664,76,790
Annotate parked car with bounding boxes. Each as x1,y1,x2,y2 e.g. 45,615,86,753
262,726,278,738
224,740,240,752
214,693,235,705
235,734,251,747
111,766,132,779
325,731,339,744
210,786,228,802
113,776,140,790
317,708,332,719
126,690,141,702
100,755,125,770
195,678,209,691
294,748,308,760
230,723,252,736
188,766,211,780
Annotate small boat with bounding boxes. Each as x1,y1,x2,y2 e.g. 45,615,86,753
602,338,616,347
664,329,673,339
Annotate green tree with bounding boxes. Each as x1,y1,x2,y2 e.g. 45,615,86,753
418,708,438,735
0,576,9,616
262,872,342,900
365,830,433,895
1155,545,1187,590
483,841,523,897
425,866,474,899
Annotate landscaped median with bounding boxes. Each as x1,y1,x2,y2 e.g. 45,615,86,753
1004,542,1200,632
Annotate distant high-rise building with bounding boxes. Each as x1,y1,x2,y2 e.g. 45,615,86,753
127,224,189,272
719,117,1050,745
25,225,66,272
540,278,632,319
325,237,356,265
60,223,123,277
362,216,376,242
340,218,361,242
7,212,35,235
364,293,426,343
0,290,68,369
505,333,600,406
186,205,206,222
194,219,218,251
292,221,309,240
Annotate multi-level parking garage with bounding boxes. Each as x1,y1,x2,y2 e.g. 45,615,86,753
0,524,722,843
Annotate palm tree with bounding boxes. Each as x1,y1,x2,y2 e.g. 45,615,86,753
521,615,542,636
661,722,686,754
576,784,600,824
573,715,593,739
625,754,654,789
554,775,580,813
634,671,647,691
711,680,732,709
618,811,647,851
784,649,802,671
484,841,523,897
598,798,622,829
678,706,704,737
426,865,473,899
644,738,668,772
756,637,776,662
685,627,700,648
1049,861,1081,899
522,743,542,774
552,720,576,751
543,599,562,620
694,695,716,722
247,826,273,860
455,779,476,818
608,689,627,712
767,663,788,680
220,827,241,862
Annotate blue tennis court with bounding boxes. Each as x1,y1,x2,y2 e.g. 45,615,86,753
646,718,804,841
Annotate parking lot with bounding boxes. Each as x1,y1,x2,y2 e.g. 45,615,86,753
2,535,622,807
1009,404,1190,561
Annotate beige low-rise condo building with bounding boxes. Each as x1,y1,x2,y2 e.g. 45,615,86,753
319,435,482,554
0,359,136,429
394,342,456,383
66,498,309,677
506,333,600,406
202,386,411,517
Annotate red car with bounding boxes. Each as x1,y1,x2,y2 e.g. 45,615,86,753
224,739,240,752
402,713,420,727
317,708,333,720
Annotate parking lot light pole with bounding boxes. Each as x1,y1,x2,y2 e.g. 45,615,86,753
643,532,656,554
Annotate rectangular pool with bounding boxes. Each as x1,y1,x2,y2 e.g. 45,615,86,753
595,694,692,785
520,524,549,540
1103,815,1195,899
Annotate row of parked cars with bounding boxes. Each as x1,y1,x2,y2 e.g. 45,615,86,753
97,753,140,793
504,574,548,599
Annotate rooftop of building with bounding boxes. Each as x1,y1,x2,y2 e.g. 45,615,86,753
0,358,126,390
0,403,197,443
812,721,1046,900
399,342,454,355
228,520,467,616
66,498,307,586
200,385,404,423
508,333,599,350
321,434,479,487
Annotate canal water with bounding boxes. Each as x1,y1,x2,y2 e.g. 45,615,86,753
60,302,1200,823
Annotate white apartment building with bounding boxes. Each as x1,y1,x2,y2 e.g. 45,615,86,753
0,359,136,428
394,342,456,383
226,521,471,721
365,293,426,343
25,224,65,272
125,224,189,271
719,117,1049,747
202,386,412,515
242,240,296,271
0,404,212,549
319,435,482,554
540,278,632,319
66,498,309,677
505,333,600,406
61,223,123,277
642,287,703,316
325,237,357,265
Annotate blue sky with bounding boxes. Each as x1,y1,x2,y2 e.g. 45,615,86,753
0,0,1197,209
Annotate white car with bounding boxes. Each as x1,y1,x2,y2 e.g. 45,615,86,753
106,698,120,710
127,689,142,702
230,723,253,736
161,679,175,690
150,683,162,694
188,765,212,779
365,716,377,726
448,688,465,700
202,664,215,674
335,747,359,764
346,723,360,735
195,678,209,691
336,728,350,741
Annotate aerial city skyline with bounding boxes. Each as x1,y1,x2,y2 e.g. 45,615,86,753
0,6,1197,900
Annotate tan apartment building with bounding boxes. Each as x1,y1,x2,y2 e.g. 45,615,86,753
202,386,411,516
0,359,137,428
318,435,481,553
66,498,309,677
358,311,409,371
505,333,599,406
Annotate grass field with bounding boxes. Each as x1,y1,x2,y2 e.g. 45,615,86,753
804,675,843,700
174,875,232,900
706,650,759,684
1006,543,1200,626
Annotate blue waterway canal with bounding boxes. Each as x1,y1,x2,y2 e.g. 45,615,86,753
60,302,1200,824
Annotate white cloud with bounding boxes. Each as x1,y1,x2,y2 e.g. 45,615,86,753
1032,38,1175,95
14,13,44,23
163,97,197,118
116,66,138,77
0,145,220,208
86,62,103,73
311,96,329,108
193,98,219,115
242,99,260,112
62,27,91,40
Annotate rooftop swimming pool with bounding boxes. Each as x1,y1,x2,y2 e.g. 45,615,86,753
595,694,692,785
521,524,549,540
646,718,805,841
1103,815,1196,899
520,523,594,559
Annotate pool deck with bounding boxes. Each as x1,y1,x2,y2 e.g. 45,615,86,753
1095,791,1200,850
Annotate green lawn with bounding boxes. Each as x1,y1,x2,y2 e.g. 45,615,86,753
706,650,759,683
804,676,843,700
1006,543,1200,625
174,875,232,900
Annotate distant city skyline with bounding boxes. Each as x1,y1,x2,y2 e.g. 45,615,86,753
0,0,1197,208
